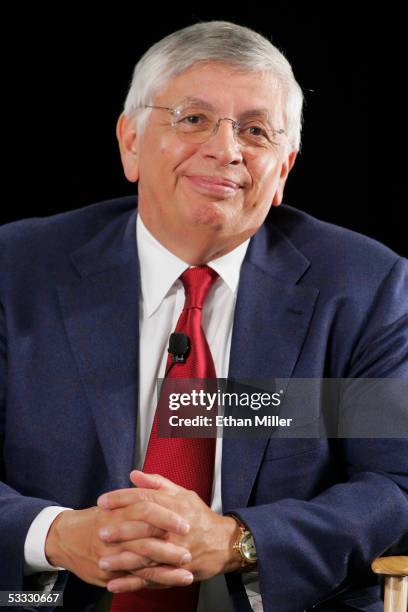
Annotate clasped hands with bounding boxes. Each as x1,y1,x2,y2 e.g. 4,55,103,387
45,470,240,593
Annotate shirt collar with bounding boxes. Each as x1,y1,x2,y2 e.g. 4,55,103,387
137,213,249,318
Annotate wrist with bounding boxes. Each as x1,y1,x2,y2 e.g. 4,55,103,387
45,509,75,568
220,515,244,573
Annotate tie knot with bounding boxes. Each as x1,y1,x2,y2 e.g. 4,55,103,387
180,266,218,309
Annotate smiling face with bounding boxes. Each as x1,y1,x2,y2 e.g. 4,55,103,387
117,62,298,263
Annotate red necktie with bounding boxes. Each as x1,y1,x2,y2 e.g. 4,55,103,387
111,266,218,611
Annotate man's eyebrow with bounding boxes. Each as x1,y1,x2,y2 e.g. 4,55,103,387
177,97,216,110
238,108,272,121
177,97,272,119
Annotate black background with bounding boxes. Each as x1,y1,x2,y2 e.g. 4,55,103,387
3,6,406,256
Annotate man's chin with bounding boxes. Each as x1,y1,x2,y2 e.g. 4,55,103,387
184,199,232,230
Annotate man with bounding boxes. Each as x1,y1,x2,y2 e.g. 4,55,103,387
0,20,407,612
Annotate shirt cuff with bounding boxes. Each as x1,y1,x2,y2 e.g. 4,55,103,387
24,506,72,575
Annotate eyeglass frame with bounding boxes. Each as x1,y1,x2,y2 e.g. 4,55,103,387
137,104,286,148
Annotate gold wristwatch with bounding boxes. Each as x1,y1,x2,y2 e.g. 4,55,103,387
232,521,257,568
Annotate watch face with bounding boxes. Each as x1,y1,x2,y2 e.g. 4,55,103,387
241,532,257,561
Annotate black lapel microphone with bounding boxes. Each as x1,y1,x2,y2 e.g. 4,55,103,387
168,332,190,363
165,332,190,377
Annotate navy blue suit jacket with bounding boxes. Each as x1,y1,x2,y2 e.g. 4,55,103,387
0,196,407,612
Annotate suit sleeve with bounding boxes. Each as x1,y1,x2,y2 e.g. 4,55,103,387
0,245,69,594
231,257,408,611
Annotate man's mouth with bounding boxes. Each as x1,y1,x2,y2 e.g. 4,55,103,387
184,175,242,197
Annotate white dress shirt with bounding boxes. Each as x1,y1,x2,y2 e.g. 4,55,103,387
23,213,261,611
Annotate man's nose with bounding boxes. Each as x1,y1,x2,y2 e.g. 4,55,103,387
200,118,243,165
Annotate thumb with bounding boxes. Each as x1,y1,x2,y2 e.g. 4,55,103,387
130,470,181,496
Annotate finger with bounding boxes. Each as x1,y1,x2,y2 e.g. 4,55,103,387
105,570,131,580
135,565,195,587
99,539,191,570
93,570,130,588
97,490,189,533
97,487,140,509
107,566,194,593
99,551,156,573
119,501,190,536
98,486,168,509
107,575,148,593
99,519,165,543
130,470,183,496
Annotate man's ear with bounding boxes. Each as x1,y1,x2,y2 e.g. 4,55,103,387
116,112,139,183
272,149,298,207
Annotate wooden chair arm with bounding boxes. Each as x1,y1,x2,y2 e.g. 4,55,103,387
371,556,408,576
371,556,408,612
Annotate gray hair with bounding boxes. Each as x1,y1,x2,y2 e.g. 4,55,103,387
123,21,304,150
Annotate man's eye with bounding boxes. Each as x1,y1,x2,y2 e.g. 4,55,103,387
245,125,268,138
182,114,205,125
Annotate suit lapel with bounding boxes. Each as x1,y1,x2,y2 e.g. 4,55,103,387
222,220,319,511
57,208,140,489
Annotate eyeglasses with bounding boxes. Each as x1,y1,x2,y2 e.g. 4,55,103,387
138,103,286,149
